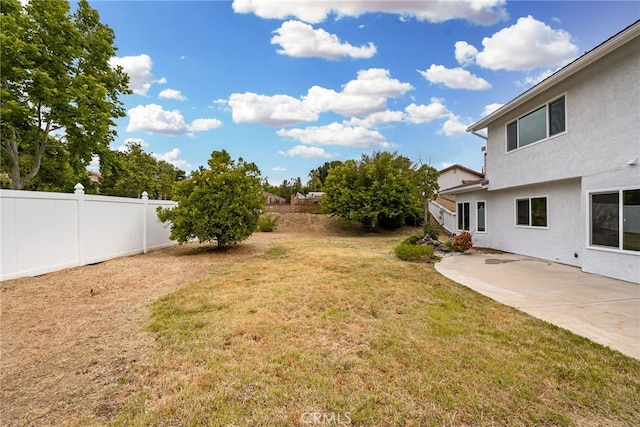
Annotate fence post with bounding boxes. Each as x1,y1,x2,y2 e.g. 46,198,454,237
142,191,149,253
74,183,86,266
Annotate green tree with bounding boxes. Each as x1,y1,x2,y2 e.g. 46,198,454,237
98,142,185,199
414,163,440,222
322,151,437,230
157,150,264,248
0,0,130,190
154,160,186,200
310,160,343,190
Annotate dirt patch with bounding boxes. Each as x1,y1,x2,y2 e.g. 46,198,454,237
0,214,349,426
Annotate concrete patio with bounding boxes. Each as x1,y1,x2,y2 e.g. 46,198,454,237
435,252,640,360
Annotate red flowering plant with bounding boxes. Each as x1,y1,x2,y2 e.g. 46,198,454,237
447,231,473,252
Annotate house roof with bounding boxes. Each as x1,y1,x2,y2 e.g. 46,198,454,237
438,163,484,178
439,179,489,196
467,19,640,133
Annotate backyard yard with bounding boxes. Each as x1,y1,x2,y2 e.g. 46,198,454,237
1,214,638,426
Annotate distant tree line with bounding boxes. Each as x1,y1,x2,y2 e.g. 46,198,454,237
262,160,344,202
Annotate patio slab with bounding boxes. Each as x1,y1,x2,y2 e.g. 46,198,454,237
435,252,640,359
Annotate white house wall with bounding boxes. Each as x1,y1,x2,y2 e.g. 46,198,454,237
581,168,640,283
485,37,639,192
438,168,483,191
457,179,583,267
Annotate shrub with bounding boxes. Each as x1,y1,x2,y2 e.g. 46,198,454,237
257,214,279,232
403,235,423,245
447,231,473,252
423,221,443,239
394,242,434,261
322,151,439,231
157,150,264,248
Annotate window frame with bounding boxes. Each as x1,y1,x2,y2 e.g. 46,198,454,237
476,200,487,233
588,187,640,254
506,94,567,152
515,196,549,229
457,202,470,231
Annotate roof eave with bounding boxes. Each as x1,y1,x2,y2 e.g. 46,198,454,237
439,180,489,196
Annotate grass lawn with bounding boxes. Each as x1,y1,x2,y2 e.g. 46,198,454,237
112,231,640,426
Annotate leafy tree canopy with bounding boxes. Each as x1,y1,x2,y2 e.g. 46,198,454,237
0,0,130,190
99,142,185,199
322,151,439,230
157,150,264,248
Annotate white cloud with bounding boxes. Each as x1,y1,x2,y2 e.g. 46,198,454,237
404,99,450,124
226,68,412,125
87,155,100,173
228,92,317,126
271,20,376,60
109,54,165,96
127,104,190,135
517,68,556,87
117,137,149,152
278,145,337,159
343,68,413,98
418,64,490,90
152,148,192,170
304,86,387,117
305,68,413,116
233,0,507,25
271,166,287,171
345,110,405,128
454,41,478,67
482,103,503,117
190,118,223,131
127,104,223,135
159,88,187,101
277,123,390,149
467,15,578,71
439,114,470,136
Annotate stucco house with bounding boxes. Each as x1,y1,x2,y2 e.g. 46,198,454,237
436,164,484,211
442,20,639,284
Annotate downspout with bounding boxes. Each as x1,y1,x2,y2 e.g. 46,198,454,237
467,128,488,175
469,130,487,141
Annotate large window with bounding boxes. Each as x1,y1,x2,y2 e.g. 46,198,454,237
507,96,565,151
457,202,470,231
516,197,548,227
477,201,486,232
591,189,640,252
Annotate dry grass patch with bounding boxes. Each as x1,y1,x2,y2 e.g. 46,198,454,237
113,233,640,426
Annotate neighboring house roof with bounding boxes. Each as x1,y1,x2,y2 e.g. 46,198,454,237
438,164,484,178
467,19,640,133
295,192,324,199
263,191,286,202
439,179,489,196
88,171,101,183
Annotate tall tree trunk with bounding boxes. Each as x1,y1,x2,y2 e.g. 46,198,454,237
1,123,50,190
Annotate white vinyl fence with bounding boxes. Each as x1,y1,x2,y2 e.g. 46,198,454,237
0,184,177,281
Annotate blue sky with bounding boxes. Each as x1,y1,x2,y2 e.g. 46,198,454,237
84,0,639,185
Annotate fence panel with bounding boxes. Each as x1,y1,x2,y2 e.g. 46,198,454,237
147,200,177,250
0,186,177,281
82,195,146,265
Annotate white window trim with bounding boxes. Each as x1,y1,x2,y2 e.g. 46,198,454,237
514,195,549,229
586,186,640,255
476,200,487,234
457,202,470,232
505,93,567,153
